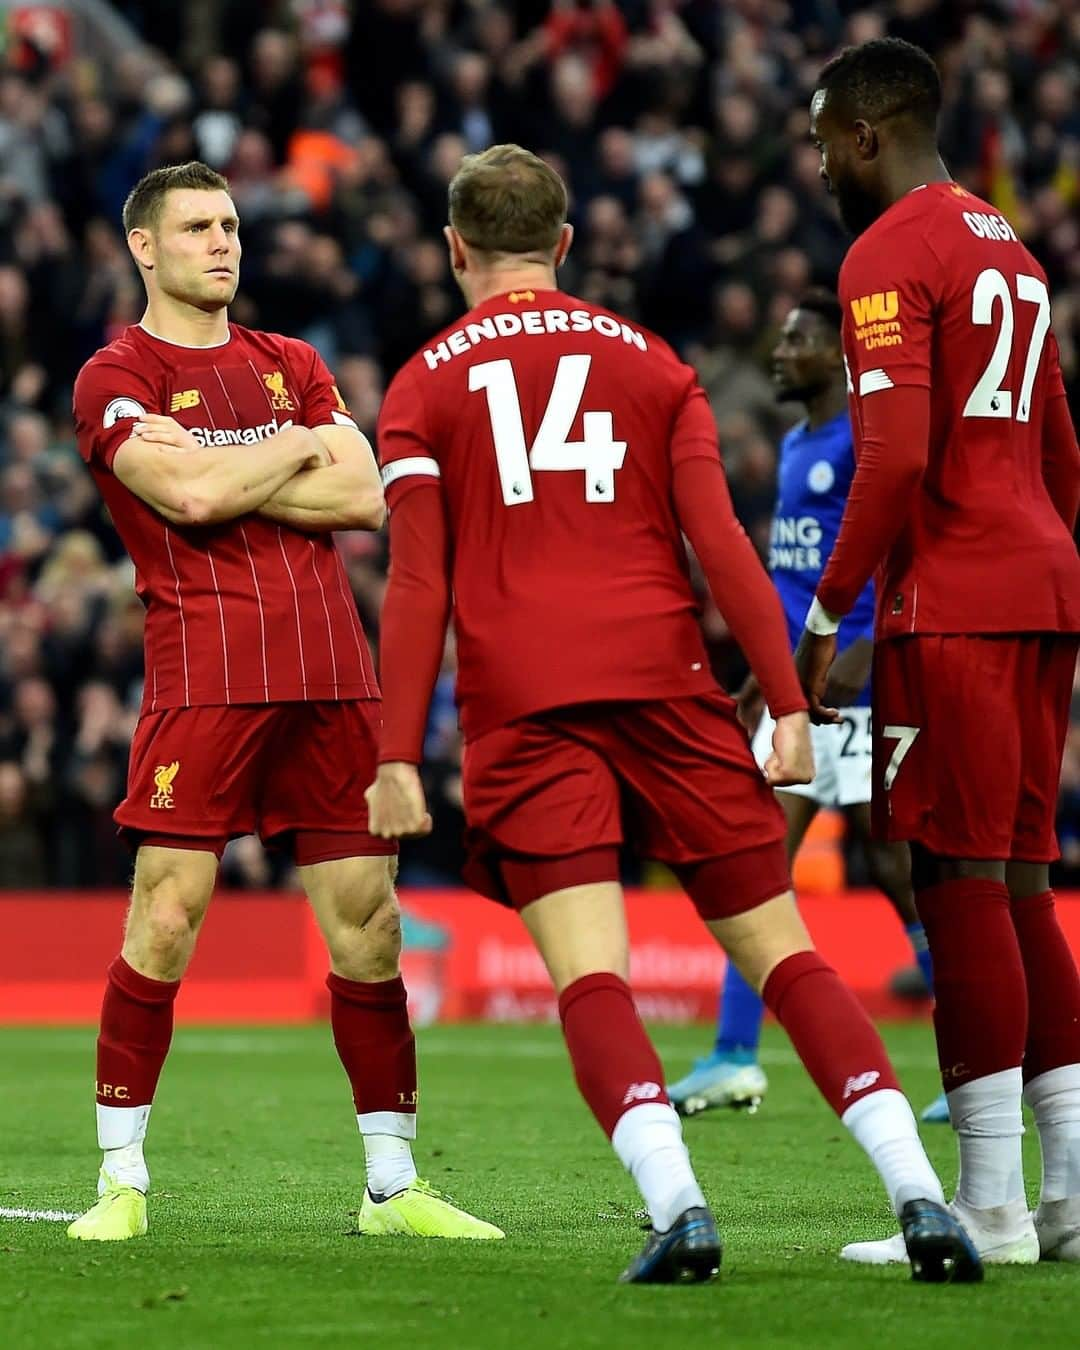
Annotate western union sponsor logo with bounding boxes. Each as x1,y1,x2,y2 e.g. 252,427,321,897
850,291,898,326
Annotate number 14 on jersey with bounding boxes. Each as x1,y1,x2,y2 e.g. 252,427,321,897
469,355,628,505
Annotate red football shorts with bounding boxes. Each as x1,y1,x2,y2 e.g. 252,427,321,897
461,692,790,913
871,634,1078,861
116,700,396,863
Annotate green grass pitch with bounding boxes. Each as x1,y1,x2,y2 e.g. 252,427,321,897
1,1021,1075,1349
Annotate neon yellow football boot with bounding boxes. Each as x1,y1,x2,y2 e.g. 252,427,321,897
356,1178,504,1239
67,1171,148,1241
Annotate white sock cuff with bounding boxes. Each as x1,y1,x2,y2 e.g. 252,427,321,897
357,1110,417,1140
1022,1063,1080,1117
840,1087,914,1135
611,1102,682,1170
947,1067,1024,1135
96,1104,151,1150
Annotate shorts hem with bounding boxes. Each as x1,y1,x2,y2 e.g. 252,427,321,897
672,840,791,920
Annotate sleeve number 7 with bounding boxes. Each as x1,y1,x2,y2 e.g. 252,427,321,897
881,724,920,790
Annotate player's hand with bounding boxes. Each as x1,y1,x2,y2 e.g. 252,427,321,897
823,636,873,708
132,414,201,454
764,710,815,786
793,629,840,725
302,439,333,471
365,762,433,839
734,673,765,734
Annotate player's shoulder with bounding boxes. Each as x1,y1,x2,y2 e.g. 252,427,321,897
549,289,689,373
841,185,957,287
779,419,808,455
74,327,159,407
227,323,318,370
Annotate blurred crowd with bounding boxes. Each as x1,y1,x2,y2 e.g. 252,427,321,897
1,0,1079,889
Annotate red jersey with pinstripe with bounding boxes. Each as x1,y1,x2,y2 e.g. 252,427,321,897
74,323,379,711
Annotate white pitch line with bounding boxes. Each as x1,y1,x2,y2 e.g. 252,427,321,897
0,1207,79,1222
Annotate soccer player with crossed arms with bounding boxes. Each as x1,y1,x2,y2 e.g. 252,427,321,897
67,161,500,1243
367,143,980,1284
797,39,1080,1265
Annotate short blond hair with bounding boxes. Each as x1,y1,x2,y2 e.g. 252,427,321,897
448,144,567,256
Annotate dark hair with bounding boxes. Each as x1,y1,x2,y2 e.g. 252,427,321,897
122,161,231,234
795,286,843,334
816,38,941,134
448,143,567,255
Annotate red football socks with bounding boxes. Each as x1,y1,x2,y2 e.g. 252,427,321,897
762,951,900,1114
917,879,1027,1090
327,973,418,1119
1011,890,1080,1082
96,955,180,1108
558,972,670,1137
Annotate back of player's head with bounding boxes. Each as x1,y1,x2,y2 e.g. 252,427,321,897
816,37,941,137
448,144,567,256
123,161,231,234
796,286,843,336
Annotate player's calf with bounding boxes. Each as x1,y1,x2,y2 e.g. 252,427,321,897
519,877,714,1278
708,893,948,1223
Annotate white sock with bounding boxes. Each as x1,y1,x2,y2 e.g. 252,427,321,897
841,1088,944,1216
611,1102,707,1233
97,1104,151,1194
1024,1063,1080,1203
358,1111,417,1198
948,1067,1025,1210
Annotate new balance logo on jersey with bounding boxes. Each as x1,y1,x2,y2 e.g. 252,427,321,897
842,1070,881,1100
170,388,201,412
622,1081,663,1106
189,417,289,447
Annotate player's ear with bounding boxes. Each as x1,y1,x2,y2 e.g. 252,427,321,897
127,227,154,272
853,118,877,160
554,223,573,269
444,226,467,274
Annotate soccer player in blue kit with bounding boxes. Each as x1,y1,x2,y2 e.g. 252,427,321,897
668,290,946,1122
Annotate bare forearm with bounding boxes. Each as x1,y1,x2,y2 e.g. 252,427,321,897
257,461,385,532
192,425,319,523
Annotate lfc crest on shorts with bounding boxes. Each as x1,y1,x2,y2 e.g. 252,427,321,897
263,370,295,410
150,760,179,810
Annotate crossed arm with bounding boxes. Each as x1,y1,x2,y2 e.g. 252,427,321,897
113,415,384,532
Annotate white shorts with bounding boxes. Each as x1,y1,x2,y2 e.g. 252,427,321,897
750,706,872,809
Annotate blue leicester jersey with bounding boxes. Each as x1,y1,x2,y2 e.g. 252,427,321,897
768,410,875,706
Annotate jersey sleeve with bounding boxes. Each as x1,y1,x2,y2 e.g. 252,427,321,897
840,226,941,400
288,340,360,431
72,358,158,472
1041,333,1080,530
376,364,442,508
669,373,722,468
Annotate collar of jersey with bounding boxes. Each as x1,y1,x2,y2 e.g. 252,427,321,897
137,321,233,350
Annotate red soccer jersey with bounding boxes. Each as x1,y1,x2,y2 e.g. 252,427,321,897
74,323,379,712
823,181,1080,637
376,289,724,741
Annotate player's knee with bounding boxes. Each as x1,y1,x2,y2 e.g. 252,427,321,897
125,882,205,979
326,884,401,979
